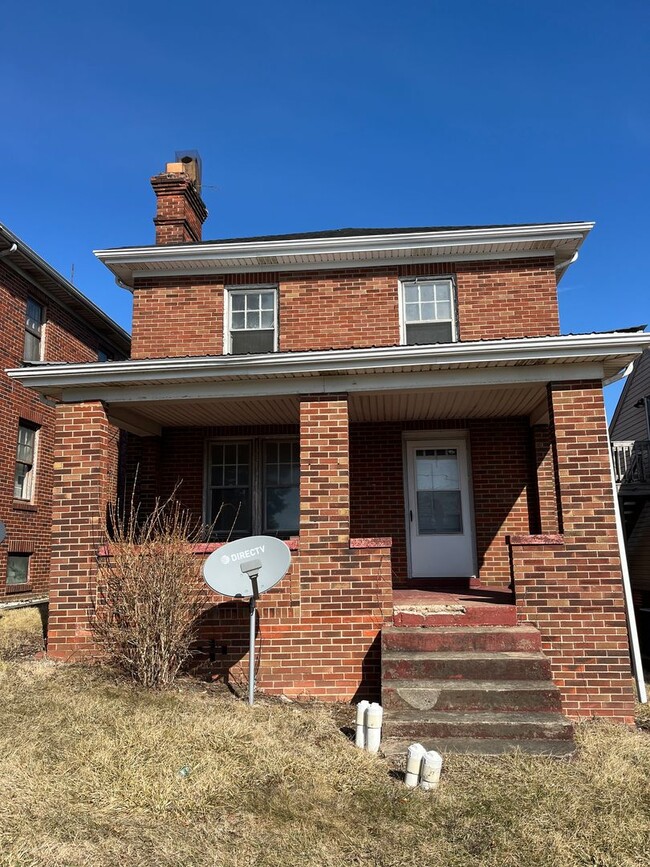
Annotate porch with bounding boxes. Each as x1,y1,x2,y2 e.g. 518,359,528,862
8,333,649,722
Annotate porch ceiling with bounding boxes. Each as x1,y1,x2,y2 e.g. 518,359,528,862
102,382,548,432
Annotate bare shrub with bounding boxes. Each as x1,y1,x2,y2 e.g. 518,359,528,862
91,495,209,688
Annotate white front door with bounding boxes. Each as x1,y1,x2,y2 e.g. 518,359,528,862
405,439,475,579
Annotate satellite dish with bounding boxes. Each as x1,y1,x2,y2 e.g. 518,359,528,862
202,536,292,707
203,535,291,598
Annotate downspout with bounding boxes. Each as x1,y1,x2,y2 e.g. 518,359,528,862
607,429,647,704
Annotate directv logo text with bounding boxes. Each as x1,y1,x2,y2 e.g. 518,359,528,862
221,545,266,565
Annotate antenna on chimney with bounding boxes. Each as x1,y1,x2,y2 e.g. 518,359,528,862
174,149,202,195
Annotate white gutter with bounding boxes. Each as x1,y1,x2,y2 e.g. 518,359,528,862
94,222,594,288
95,222,594,264
7,331,650,394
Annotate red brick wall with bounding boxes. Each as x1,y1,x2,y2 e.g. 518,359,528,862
510,380,636,724
126,416,533,586
47,402,120,658
532,424,560,534
0,262,122,598
130,257,559,359
350,418,533,585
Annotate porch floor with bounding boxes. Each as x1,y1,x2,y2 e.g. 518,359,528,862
392,585,516,627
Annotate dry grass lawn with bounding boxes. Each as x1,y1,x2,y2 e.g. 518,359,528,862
1,607,650,867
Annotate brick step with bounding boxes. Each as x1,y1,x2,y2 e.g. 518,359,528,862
393,606,517,628
382,710,573,742
382,651,552,682
382,679,562,713
382,625,541,654
382,736,576,758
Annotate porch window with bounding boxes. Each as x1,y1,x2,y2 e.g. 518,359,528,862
207,438,299,538
400,278,456,345
14,422,38,501
225,288,277,355
24,297,44,362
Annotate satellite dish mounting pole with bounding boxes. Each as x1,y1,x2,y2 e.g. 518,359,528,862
240,559,262,706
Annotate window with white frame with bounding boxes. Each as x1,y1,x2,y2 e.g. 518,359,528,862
207,438,299,539
14,422,38,501
225,288,277,355
24,298,44,362
7,553,31,587
400,278,456,345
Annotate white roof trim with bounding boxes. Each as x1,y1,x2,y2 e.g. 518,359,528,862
95,222,594,289
7,331,650,403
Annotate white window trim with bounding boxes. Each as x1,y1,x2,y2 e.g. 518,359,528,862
398,276,457,345
223,285,279,355
14,421,39,502
203,434,299,537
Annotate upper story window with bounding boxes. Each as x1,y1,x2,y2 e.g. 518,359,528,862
24,298,44,362
225,287,277,355
400,278,456,345
14,422,39,501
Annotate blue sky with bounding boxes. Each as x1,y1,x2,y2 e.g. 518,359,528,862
1,0,648,415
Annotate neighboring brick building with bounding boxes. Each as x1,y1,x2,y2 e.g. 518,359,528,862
0,223,129,598
10,156,650,747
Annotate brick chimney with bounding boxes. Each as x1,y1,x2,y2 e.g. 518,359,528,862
151,153,208,245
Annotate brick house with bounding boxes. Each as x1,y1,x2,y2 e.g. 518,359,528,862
0,223,129,599
9,157,650,748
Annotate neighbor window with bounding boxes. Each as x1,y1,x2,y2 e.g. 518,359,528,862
24,298,44,362
400,278,456,345
14,422,38,501
226,288,277,354
207,438,299,538
7,554,30,587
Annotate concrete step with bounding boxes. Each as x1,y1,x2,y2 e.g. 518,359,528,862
382,651,552,682
382,736,576,758
382,625,541,654
382,678,562,713
393,605,517,628
383,710,573,742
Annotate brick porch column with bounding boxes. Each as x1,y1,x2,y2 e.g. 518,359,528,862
512,380,636,722
299,394,350,549
47,401,119,659
531,424,560,534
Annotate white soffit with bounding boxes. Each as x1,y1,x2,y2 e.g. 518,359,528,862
94,223,594,286
105,384,548,429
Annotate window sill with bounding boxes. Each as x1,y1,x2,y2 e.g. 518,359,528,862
13,500,37,512
5,583,32,595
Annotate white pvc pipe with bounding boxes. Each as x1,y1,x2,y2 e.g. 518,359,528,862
607,432,647,704
355,701,369,749
365,703,383,754
420,750,443,791
404,743,426,788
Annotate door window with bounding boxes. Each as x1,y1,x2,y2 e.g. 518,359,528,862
415,448,463,534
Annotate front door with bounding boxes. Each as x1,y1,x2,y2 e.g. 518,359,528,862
405,439,475,578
